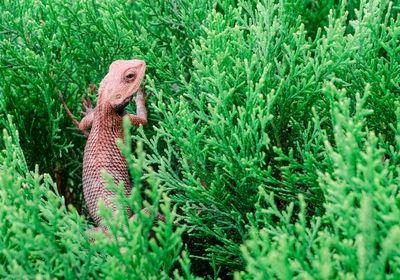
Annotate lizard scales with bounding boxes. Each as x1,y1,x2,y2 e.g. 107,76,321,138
82,102,132,224
62,59,148,228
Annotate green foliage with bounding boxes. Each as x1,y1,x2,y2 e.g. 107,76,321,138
0,116,101,278
237,84,400,279
0,117,194,278
1,0,400,278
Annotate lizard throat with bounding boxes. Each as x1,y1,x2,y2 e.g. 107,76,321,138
114,94,134,115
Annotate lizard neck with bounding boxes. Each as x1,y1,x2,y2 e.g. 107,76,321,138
96,88,122,129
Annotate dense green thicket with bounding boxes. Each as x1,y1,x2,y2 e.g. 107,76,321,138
0,117,194,279
1,0,399,278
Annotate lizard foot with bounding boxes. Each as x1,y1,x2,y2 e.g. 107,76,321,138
135,81,151,103
80,96,93,117
80,85,95,117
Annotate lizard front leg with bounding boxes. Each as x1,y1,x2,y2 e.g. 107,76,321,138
79,96,95,132
127,84,148,126
59,85,96,136
79,110,94,132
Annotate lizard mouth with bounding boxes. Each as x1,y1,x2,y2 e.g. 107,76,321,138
122,94,134,106
114,94,134,115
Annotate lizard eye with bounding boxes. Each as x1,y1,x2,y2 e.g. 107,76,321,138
125,72,137,82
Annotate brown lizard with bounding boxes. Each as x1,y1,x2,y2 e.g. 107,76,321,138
60,59,164,238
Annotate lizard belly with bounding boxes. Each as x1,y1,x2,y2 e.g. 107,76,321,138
82,132,131,225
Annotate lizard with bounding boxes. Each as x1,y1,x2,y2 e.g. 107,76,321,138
59,59,164,238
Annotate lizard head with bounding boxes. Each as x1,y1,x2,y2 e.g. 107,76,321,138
99,59,146,113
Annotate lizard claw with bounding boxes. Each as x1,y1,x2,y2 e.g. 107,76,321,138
80,85,94,117
140,81,152,99
89,84,96,95
59,90,89,136
80,97,88,108
80,97,93,117
145,91,152,99
80,96,92,109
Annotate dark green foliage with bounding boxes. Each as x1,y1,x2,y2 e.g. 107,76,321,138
1,0,399,278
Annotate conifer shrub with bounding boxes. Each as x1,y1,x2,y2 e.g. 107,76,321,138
0,0,399,278
0,116,195,279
